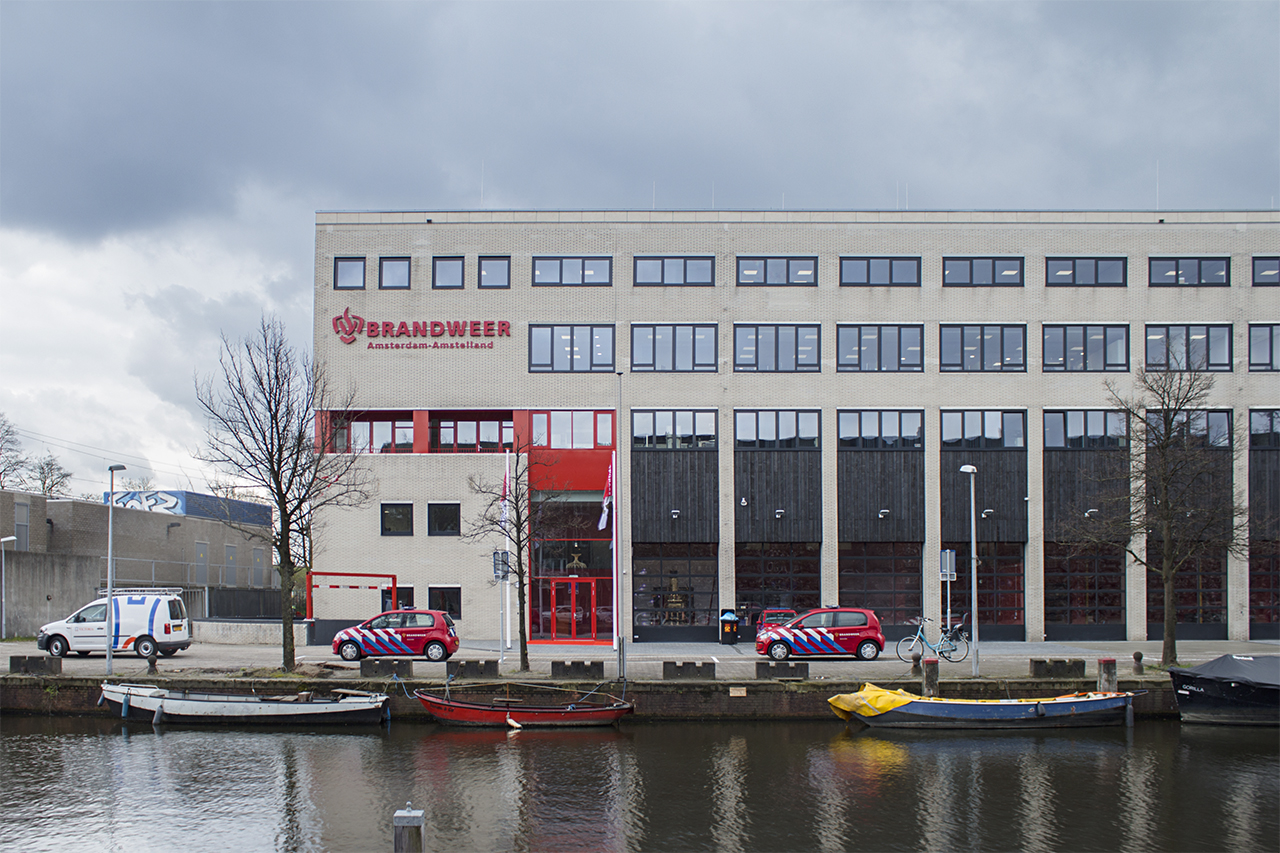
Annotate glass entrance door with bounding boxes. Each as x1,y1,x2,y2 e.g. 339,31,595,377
549,579,597,641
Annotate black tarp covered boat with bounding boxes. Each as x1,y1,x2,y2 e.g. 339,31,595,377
1168,655,1280,726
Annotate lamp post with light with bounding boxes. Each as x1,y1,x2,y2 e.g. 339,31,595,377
1,535,17,640
106,464,126,675
959,464,980,677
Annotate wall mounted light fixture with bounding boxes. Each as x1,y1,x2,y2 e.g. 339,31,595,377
1084,508,1098,518
981,509,994,518
775,509,785,519
740,497,747,506
878,509,890,519
670,509,680,519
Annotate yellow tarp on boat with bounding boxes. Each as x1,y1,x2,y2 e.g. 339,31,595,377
828,683,917,721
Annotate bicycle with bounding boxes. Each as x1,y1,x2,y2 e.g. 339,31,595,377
895,616,970,663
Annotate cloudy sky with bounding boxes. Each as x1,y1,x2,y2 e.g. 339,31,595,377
1,0,1277,498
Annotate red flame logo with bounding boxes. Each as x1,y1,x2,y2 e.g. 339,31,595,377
333,308,365,344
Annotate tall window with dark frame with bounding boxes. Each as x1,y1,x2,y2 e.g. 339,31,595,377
1147,409,1232,449
941,410,1026,449
1149,257,1230,287
837,410,924,449
1045,258,1127,286
631,324,717,372
632,410,717,449
379,257,411,290
533,257,612,286
943,257,1024,286
940,325,1025,371
1145,325,1232,371
1044,410,1128,449
840,257,920,287
735,410,820,449
734,324,820,372
380,503,413,536
634,257,714,286
334,257,366,290
1250,411,1280,628
529,325,615,372
1254,257,1280,286
1043,325,1129,372
479,257,510,288
530,411,614,449
736,257,817,286
432,257,464,289
836,325,923,371
1249,324,1280,371
427,503,461,536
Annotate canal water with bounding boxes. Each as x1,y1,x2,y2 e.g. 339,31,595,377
1,716,1275,852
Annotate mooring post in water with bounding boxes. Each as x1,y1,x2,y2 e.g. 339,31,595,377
922,658,939,697
393,801,424,853
1097,658,1117,693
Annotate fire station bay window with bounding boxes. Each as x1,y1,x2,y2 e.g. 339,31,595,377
1146,325,1232,371
427,503,461,536
1249,325,1280,371
836,325,923,371
734,325,820,372
736,257,816,286
332,415,412,453
334,257,365,290
1255,257,1280,286
838,410,924,449
1043,325,1129,372
533,257,612,286
381,503,413,536
529,325,615,372
735,410,820,449
941,410,1025,449
531,411,614,449
633,410,717,449
379,257,410,289
1148,410,1232,448
1254,411,1280,449
940,325,1025,371
1046,257,1127,286
943,257,1023,286
634,257,714,286
429,415,513,453
840,257,920,286
632,324,716,372
1149,257,1229,287
1044,410,1128,449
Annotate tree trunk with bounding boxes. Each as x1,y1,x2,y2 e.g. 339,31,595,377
1161,568,1178,667
517,569,530,672
281,567,296,671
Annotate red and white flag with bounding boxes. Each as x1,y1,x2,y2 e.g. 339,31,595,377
598,460,613,530
500,451,511,531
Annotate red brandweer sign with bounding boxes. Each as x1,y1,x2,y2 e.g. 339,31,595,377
332,308,511,348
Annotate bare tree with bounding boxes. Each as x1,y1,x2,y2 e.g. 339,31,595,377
1058,368,1248,666
121,475,156,491
0,412,28,488
24,452,73,497
195,316,374,670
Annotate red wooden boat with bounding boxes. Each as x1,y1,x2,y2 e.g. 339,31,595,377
414,689,633,727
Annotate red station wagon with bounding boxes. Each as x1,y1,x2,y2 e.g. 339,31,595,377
754,607,885,661
332,609,459,662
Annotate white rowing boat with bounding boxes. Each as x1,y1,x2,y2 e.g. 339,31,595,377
100,682,389,725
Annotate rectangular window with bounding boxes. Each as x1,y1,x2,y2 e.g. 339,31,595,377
836,324,923,371
939,325,1025,371
479,256,510,289
529,325,615,372
380,503,413,536
736,257,817,286
1254,257,1280,286
428,586,462,620
429,414,514,453
1251,411,1280,449
432,257,464,289
532,257,612,286
633,256,715,286
1145,325,1232,371
334,257,365,290
1043,410,1128,449
329,413,413,453
943,257,1024,286
840,257,921,287
632,410,717,449
837,410,924,449
941,410,1026,449
733,324,820,372
631,324,717,372
379,257,411,289
1148,410,1232,448
1042,325,1129,372
1149,257,1230,287
734,410,820,449
14,502,29,551
531,411,614,449
1249,324,1280,371
1045,258,1127,287
427,503,461,536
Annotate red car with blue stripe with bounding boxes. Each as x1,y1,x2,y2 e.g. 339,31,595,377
755,607,884,661
332,609,459,662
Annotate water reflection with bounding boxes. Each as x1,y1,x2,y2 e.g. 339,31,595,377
0,717,1276,852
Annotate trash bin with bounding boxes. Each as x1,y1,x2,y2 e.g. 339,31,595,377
719,609,740,645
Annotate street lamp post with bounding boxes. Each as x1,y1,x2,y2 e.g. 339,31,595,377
959,464,980,677
106,464,126,676
1,535,17,640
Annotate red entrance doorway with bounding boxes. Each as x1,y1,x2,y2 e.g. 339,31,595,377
550,579,596,641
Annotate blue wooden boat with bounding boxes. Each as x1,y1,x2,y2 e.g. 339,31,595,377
829,683,1134,729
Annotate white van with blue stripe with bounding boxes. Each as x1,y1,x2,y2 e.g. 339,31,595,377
37,587,192,659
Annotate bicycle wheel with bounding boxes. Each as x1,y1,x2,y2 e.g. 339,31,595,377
896,635,923,662
941,635,970,663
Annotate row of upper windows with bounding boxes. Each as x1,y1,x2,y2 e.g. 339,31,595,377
332,255,1280,290
527,323,1280,374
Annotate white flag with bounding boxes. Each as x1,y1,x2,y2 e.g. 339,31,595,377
598,460,613,530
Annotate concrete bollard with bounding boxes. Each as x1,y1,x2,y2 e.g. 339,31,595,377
147,652,159,675
393,801,425,853
1133,651,1144,675
910,651,922,677
922,658,939,697
1097,658,1117,692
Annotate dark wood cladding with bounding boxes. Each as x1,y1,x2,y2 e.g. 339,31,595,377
837,451,925,541
1249,450,1280,540
1042,449,1129,540
734,451,823,542
940,450,1028,542
629,451,719,542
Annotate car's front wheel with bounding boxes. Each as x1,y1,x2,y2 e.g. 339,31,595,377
424,642,447,662
48,635,69,657
338,641,362,661
856,640,881,661
767,641,791,661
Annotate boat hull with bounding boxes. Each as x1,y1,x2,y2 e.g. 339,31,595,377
415,690,633,727
830,685,1132,730
1169,670,1280,726
101,683,388,726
